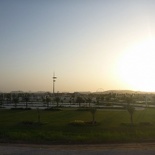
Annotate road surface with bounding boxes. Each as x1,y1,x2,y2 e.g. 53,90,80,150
0,143,155,155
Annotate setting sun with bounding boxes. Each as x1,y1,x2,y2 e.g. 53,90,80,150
117,38,155,92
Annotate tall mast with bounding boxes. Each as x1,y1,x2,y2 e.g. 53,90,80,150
53,72,57,94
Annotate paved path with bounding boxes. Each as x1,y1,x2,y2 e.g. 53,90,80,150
0,143,155,155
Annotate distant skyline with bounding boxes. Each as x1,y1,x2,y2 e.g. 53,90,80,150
1,0,155,93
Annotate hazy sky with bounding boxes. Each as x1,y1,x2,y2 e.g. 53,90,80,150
1,0,155,92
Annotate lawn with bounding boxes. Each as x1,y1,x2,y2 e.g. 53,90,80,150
0,108,155,144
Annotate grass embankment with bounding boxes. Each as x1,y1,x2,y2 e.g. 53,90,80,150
0,108,155,144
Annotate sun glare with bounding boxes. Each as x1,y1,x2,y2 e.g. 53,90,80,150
117,38,155,92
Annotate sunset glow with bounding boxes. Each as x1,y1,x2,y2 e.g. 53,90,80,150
117,38,155,92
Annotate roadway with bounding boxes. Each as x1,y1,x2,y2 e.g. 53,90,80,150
0,143,155,155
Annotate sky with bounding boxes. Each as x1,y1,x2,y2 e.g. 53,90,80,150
1,0,155,93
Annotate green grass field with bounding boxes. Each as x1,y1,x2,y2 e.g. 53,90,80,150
0,108,155,144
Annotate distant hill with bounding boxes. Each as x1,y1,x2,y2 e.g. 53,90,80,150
95,90,155,94
10,91,24,93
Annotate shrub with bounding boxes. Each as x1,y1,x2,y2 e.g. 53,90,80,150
85,121,98,125
44,107,61,111
19,121,43,127
69,120,85,126
76,108,92,111
120,123,131,126
11,108,31,110
139,122,153,126
21,121,34,125
106,102,112,106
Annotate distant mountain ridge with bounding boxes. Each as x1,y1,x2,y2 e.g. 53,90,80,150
95,90,155,94
1,90,155,94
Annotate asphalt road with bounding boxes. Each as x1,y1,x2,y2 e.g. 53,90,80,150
0,143,155,155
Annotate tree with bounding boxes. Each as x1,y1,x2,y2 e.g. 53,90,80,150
6,93,11,104
37,108,41,123
96,96,100,104
71,93,75,104
76,96,84,107
55,96,60,107
45,96,51,107
90,108,97,124
13,97,19,108
86,97,92,107
125,96,135,126
127,104,135,126
0,94,4,107
24,94,29,109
